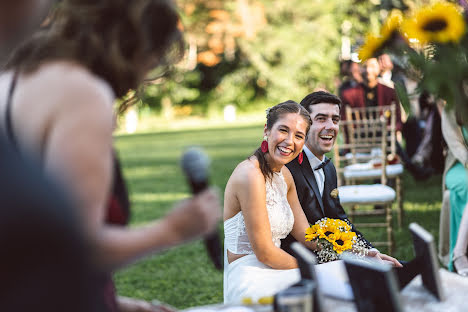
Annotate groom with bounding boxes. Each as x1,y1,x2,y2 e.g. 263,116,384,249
283,91,401,266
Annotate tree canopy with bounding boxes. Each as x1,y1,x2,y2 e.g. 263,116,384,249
137,0,381,115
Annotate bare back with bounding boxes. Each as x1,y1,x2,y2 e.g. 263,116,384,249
0,61,116,233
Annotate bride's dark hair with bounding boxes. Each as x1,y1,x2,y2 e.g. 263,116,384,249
251,100,312,181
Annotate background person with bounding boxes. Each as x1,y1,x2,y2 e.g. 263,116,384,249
0,0,221,311
337,60,363,99
340,57,403,132
439,107,468,275
402,91,444,179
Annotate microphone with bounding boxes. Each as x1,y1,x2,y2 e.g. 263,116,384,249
181,147,223,270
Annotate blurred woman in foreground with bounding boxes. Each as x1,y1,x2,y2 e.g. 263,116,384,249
0,0,221,311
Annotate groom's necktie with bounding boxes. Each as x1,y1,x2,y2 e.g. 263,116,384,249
313,158,331,171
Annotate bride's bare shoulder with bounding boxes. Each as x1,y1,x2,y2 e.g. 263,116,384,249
228,157,264,186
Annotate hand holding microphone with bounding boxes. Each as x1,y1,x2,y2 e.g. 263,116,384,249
181,147,223,270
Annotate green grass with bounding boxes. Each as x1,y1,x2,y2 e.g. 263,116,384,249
114,123,443,309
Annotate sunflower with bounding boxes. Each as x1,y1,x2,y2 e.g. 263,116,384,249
333,219,352,232
332,231,356,254
402,1,466,44
306,219,353,244
358,33,384,62
381,9,404,41
319,220,339,241
305,224,322,241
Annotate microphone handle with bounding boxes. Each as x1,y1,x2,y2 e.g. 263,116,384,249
190,180,223,270
204,230,223,270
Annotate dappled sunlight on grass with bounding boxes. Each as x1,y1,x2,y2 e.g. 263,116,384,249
125,166,179,180
132,192,188,203
403,201,442,211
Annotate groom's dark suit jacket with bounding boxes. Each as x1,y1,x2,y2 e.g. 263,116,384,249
282,153,371,254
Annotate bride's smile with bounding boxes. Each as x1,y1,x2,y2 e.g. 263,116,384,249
264,112,307,172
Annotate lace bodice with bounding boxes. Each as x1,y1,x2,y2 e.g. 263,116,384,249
224,171,295,255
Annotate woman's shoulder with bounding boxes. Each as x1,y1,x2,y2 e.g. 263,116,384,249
8,61,116,147
229,158,264,185
28,61,115,103
15,61,116,125
280,166,295,189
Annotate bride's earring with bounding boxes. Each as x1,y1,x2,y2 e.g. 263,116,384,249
298,151,303,164
261,136,268,153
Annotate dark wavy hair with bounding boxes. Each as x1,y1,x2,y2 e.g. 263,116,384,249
299,91,341,113
5,0,184,105
251,100,312,182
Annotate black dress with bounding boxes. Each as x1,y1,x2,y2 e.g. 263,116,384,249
5,71,130,312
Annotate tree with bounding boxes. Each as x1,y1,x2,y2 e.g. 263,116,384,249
136,0,381,115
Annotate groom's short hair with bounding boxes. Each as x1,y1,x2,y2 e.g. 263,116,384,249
300,91,341,113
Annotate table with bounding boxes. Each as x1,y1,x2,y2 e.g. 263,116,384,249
183,269,468,312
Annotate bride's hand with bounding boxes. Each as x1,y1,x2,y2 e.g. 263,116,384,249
305,239,318,251
367,250,403,267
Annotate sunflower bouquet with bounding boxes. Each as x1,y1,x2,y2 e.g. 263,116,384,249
358,0,468,126
305,218,369,264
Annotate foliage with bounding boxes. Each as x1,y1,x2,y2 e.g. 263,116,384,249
217,0,340,105
358,0,468,125
113,121,443,309
133,0,381,115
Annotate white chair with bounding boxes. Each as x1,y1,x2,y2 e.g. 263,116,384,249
335,119,396,254
344,103,404,227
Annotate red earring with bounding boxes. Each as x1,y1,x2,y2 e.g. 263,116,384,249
261,136,268,153
298,151,303,164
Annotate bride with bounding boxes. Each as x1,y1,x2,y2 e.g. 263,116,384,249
223,100,317,304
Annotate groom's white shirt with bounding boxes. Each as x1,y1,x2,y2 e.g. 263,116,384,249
303,145,325,197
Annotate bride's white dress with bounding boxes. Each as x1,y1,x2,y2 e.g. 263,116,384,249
223,171,301,304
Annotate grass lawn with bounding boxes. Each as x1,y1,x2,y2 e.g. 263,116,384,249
114,122,443,309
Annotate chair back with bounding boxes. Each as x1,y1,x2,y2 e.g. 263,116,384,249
334,118,388,186
345,103,397,155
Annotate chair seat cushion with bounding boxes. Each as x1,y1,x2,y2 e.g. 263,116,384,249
338,184,396,204
343,163,403,179
345,152,372,160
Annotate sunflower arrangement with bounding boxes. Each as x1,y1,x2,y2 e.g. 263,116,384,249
402,1,465,45
358,9,405,62
305,218,368,264
358,0,468,125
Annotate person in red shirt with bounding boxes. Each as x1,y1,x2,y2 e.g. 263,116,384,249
341,57,403,132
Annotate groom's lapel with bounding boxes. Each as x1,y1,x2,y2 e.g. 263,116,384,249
300,153,325,214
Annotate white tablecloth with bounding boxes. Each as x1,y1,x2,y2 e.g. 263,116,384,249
184,269,468,312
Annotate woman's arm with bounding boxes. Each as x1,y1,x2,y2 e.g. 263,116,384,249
441,108,468,166
283,167,316,251
19,63,221,271
234,164,298,269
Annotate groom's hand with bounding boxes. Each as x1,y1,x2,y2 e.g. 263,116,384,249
367,250,403,267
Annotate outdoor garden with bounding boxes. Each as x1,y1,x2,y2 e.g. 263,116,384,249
110,0,466,308
113,120,443,309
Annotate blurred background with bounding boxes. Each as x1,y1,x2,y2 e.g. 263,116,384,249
117,0,407,133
